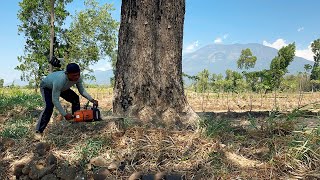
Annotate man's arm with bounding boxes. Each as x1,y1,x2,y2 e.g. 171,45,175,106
76,78,95,103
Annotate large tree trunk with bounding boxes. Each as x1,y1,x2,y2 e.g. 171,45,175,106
113,0,198,127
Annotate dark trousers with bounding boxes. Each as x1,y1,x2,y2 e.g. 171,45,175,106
36,87,80,133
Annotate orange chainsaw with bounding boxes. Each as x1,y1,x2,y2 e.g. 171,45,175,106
73,101,101,122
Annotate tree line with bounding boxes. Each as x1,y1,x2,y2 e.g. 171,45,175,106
185,39,320,94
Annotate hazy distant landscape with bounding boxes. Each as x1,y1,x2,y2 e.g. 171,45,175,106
93,43,313,85
7,43,312,86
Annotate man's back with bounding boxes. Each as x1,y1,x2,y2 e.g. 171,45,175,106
41,71,79,92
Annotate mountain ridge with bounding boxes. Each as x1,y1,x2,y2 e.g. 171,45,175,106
8,43,313,86
182,43,313,76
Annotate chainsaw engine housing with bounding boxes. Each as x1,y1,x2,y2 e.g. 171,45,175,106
73,106,101,122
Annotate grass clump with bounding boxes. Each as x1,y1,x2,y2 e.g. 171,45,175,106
0,125,30,139
76,137,111,166
0,89,42,114
0,117,33,139
200,117,233,138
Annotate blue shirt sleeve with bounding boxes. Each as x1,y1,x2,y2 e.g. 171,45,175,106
76,78,93,101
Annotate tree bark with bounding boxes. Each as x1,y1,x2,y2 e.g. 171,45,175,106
113,0,198,127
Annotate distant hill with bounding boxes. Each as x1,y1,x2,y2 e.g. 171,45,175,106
86,69,114,85
8,43,314,86
89,43,314,85
182,43,313,76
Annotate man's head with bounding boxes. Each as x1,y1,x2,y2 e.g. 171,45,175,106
66,63,80,81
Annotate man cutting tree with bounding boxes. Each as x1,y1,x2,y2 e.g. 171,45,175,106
36,63,98,135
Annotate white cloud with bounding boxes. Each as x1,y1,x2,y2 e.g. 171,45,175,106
214,38,222,44
214,34,228,44
184,41,199,53
263,38,314,61
263,39,288,50
297,27,304,32
296,46,313,61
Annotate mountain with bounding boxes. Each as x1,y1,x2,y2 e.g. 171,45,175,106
91,43,313,85
87,69,114,85
10,43,308,86
182,43,313,76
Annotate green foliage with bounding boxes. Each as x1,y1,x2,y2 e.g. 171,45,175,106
0,117,33,139
0,125,30,139
242,71,259,92
0,89,42,114
224,69,245,92
182,72,199,90
16,0,119,86
196,69,210,93
200,118,233,138
210,73,224,92
76,137,110,163
237,48,257,70
64,0,119,80
304,64,312,73
310,39,320,82
16,0,72,88
269,43,296,90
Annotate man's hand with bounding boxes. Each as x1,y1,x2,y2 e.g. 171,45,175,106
64,113,73,120
91,99,99,107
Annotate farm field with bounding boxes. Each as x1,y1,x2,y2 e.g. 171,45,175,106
83,87,320,113
0,87,319,179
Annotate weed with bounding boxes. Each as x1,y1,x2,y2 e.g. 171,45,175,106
208,151,232,176
209,151,224,168
200,117,233,138
0,124,30,139
248,113,258,129
76,137,111,164
0,117,33,139
0,90,42,114
123,117,137,128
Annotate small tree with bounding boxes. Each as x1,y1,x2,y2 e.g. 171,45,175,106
195,69,210,111
310,39,320,90
16,0,72,89
196,69,210,93
302,64,312,91
269,43,296,109
237,48,257,70
63,0,119,79
225,69,244,93
269,43,296,90
237,48,258,111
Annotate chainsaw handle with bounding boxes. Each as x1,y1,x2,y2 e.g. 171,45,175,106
93,103,98,108
91,99,98,108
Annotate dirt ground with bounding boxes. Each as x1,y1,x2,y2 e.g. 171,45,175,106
1,91,320,179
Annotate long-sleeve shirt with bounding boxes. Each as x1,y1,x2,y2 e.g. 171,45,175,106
40,71,93,116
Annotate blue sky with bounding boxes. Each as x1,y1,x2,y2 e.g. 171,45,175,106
0,0,319,84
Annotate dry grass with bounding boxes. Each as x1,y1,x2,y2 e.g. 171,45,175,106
1,88,320,179
81,88,320,113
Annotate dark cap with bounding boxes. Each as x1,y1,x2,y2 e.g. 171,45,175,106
66,63,80,73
